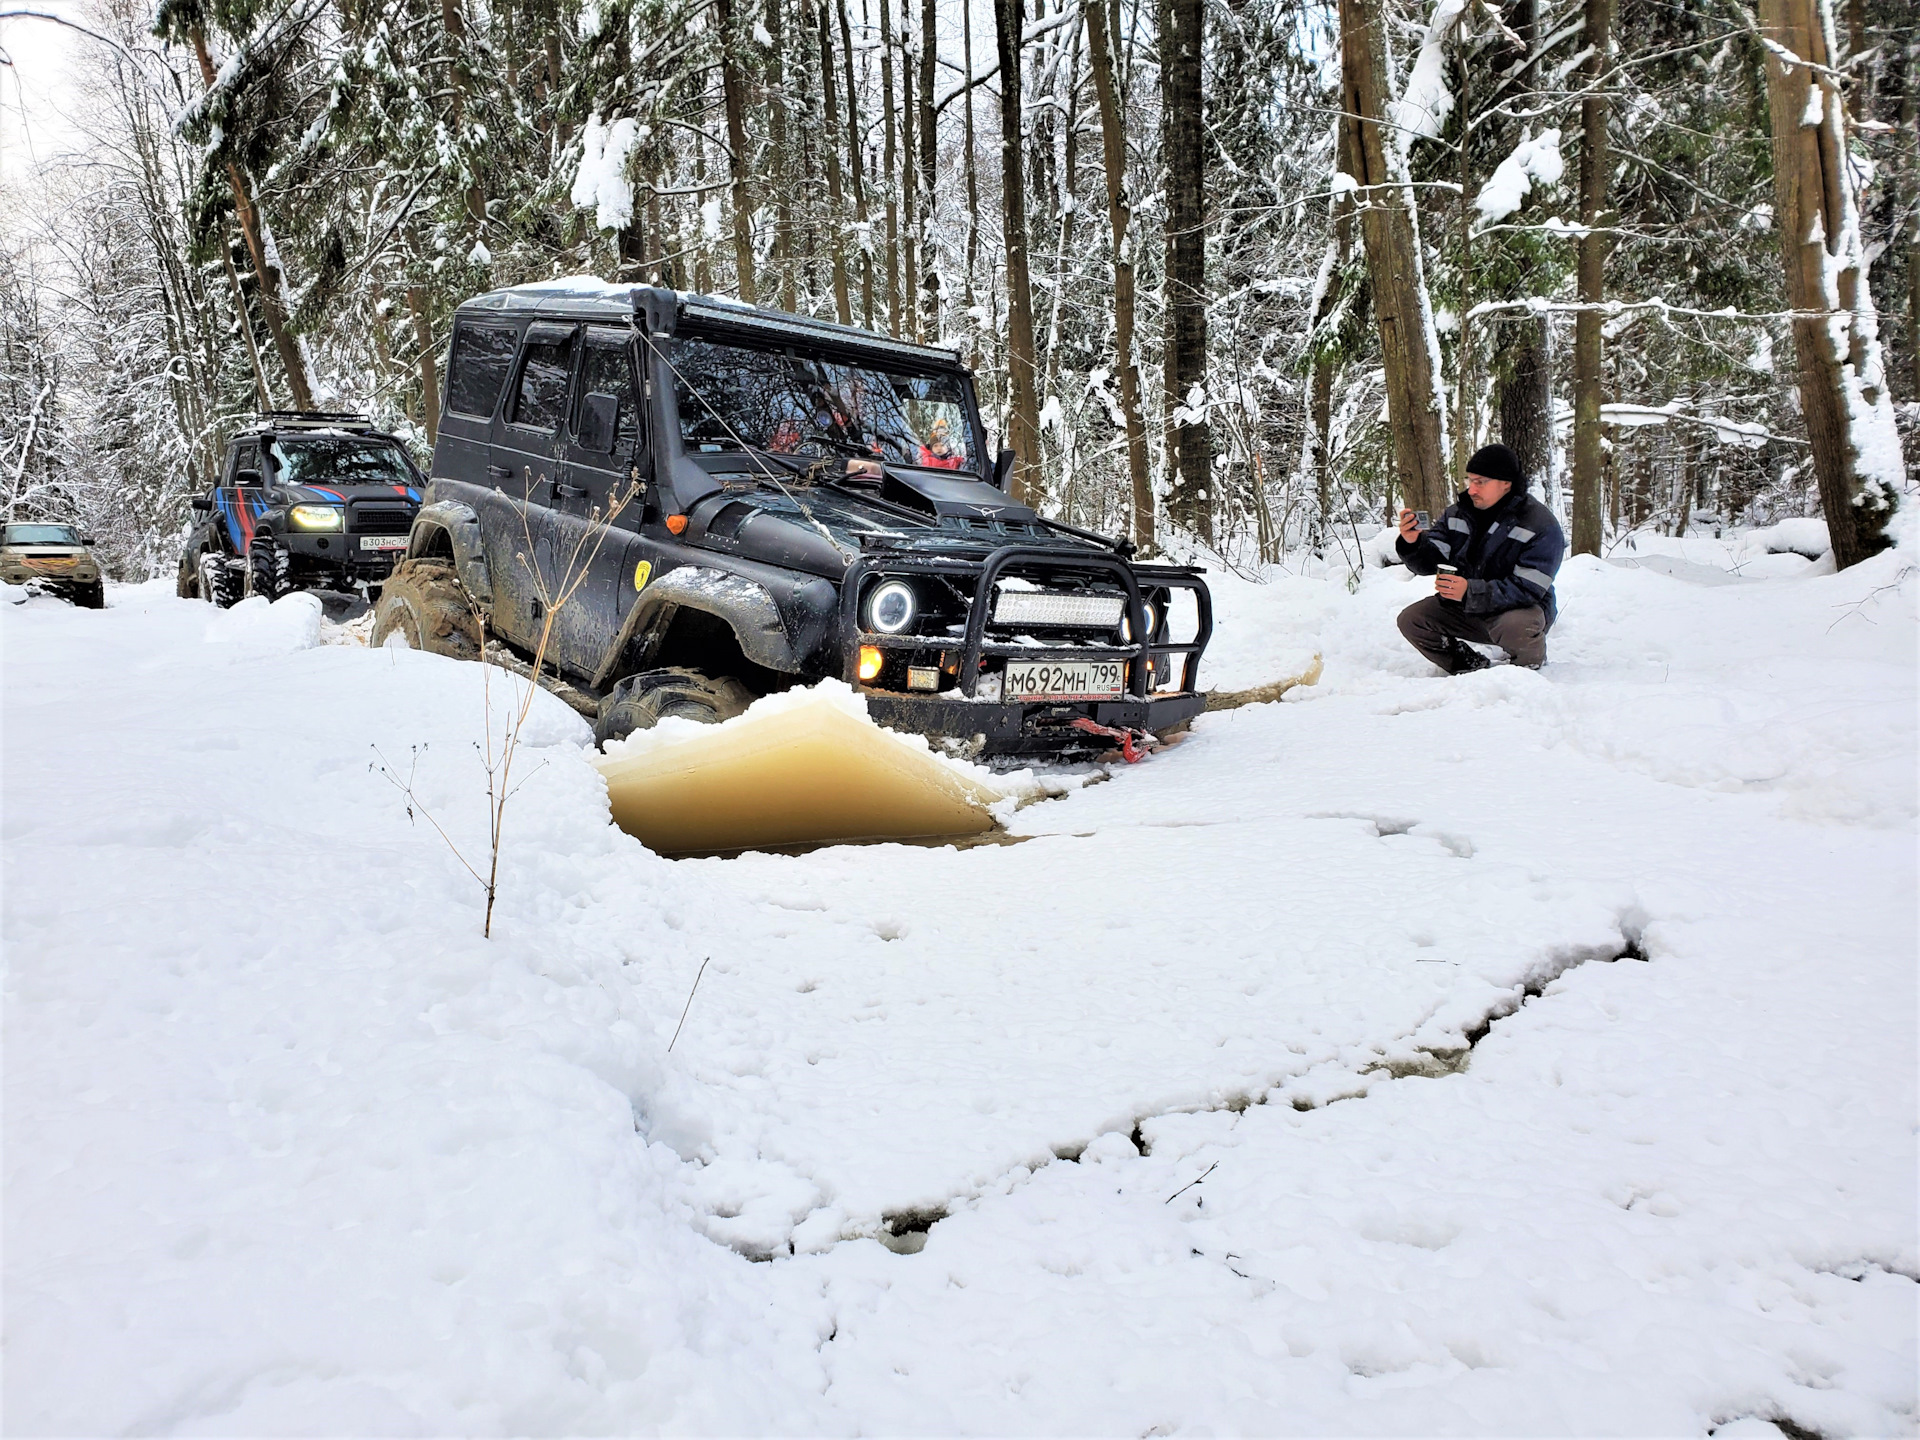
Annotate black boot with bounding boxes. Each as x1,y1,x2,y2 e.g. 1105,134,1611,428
1447,639,1492,674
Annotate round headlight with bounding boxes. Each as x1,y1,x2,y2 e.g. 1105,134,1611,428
865,579,918,634
289,503,344,530
1122,602,1158,644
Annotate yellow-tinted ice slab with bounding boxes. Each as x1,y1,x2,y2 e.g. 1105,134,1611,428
592,685,1003,856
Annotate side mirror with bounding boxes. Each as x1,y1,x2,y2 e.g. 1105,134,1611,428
235,469,264,487
578,392,619,455
992,447,1015,492
82,534,96,546
191,497,212,513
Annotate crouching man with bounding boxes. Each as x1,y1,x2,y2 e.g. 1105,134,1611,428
1395,443,1566,673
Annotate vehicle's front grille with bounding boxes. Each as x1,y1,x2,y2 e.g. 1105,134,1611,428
349,505,413,535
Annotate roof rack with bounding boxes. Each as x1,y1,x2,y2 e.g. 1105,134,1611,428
249,410,374,428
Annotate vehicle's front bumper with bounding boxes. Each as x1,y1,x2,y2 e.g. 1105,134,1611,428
862,688,1206,754
284,530,409,576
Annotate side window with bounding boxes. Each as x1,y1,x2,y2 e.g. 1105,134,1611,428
510,331,576,432
225,442,259,484
574,341,640,452
446,324,518,420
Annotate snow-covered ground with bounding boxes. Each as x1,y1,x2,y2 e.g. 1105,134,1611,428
4,529,1915,1436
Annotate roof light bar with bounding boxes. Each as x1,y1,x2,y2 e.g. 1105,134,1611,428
676,298,964,369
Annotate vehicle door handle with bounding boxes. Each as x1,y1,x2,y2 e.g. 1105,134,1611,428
487,465,513,479
555,482,588,499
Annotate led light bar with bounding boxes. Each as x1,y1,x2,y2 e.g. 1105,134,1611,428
991,589,1128,628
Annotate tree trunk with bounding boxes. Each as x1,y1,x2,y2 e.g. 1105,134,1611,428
1569,0,1610,555
918,0,939,338
1498,321,1552,485
1337,0,1448,518
715,0,760,304
406,285,441,445
190,26,315,411
816,0,854,322
1087,0,1152,551
963,0,982,358
1903,36,1919,401
1042,14,1083,401
838,0,875,328
221,242,273,412
880,0,903,335
899,0,921,341
1161,0,1211,540
1307,109,1362,554
438,0,487,226
993,0,1044,503
768,0,797,311
1758,0,1902,567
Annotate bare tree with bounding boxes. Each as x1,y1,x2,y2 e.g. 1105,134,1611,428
1757,0,1904,566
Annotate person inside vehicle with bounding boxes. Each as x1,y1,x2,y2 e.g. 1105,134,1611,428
917,418,965,470
1394,443,1566,673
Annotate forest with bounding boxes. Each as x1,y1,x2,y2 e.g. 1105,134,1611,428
0,0,1913,579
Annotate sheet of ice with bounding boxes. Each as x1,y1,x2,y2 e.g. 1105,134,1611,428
5,527,1914,1435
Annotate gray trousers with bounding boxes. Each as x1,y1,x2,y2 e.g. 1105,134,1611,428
1397,595,1548,672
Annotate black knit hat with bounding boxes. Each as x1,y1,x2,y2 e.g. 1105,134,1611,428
1465,443,1527,491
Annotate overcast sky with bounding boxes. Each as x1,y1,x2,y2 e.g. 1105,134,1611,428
2,3,89,203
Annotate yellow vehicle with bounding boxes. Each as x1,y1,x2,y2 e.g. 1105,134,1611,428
1,523,104,608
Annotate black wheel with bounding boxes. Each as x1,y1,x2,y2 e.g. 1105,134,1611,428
594,667,755,747
246,536,288,601
198,552,240,609
74,581,104,610
371,559,481,660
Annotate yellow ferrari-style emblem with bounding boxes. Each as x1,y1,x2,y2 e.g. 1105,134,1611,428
634,560,653,592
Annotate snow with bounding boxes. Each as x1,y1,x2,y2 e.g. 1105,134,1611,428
1473,128,1563,224
1389,0,1468,156
570,113,642,233
4,536,1915,1434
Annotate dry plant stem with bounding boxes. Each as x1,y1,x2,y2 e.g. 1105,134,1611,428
669,956,713,1052
476,476,638,937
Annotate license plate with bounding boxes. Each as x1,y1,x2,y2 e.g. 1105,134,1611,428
1002,659,1126,702
358,536,408,551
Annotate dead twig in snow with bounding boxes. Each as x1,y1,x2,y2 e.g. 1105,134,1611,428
1164,1161,1218,1203
668,957,712,1053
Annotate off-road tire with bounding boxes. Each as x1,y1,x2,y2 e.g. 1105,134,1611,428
197,552,240,609
594,667,754,748
371,559,481,660
247,536,288,601
74,581,104,610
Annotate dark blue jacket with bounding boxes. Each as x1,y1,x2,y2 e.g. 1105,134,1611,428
1397,489,1565,626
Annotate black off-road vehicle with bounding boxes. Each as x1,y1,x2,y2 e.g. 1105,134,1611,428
177,412,425,606
373,281,1211,757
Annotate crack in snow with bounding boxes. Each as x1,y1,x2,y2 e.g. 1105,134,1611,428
745,912,1654,1261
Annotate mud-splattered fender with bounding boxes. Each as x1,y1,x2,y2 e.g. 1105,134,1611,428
594,563,834,686
407,500,493,606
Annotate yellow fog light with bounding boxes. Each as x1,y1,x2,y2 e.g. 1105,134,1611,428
858,645,883,682
289,504,344,530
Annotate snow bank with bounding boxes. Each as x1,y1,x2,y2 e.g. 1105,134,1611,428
5,546,1913,1434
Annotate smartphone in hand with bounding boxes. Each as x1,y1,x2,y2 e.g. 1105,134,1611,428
1414,511,1430,529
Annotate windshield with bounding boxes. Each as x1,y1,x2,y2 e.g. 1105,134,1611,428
265,437,414,486
667,337,978,474
5,524,81,546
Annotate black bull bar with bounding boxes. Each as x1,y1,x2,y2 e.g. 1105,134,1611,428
836,543,1213,749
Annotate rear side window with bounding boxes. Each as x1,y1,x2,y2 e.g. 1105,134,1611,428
574,341,640,452
446,324,517,419
511,332,576,432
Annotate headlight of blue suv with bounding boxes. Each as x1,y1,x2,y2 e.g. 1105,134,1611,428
289,504,344,531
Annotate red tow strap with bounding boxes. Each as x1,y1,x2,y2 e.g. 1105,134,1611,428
1069,717,1159,763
